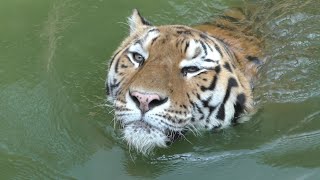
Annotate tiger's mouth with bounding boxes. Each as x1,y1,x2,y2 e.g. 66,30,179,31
121,120,183,155
123,120,183,141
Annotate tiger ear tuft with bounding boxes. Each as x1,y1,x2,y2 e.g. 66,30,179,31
128,9,152,34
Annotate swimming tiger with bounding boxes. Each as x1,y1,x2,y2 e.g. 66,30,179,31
106,9,264,155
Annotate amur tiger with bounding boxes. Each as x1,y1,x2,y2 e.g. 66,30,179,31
106,8,265,155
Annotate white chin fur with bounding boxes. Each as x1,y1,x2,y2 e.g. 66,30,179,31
122,121,169,155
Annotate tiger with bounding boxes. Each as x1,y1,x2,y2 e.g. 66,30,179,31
106,8,264,155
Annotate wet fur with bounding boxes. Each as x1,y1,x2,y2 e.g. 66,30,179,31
106,9,264,155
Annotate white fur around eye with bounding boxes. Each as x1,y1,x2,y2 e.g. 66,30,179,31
142,29,159,49
185,40,199,59
128,44,148,67
185,69,207,78
179,38,222,78
129,43,147,57
127,28,159,67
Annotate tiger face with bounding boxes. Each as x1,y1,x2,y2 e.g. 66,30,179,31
106,9,255,155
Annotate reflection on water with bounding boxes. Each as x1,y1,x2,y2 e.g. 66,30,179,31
42,0,78,71
255,0,320,104
155,126,320,165
0,0,319,179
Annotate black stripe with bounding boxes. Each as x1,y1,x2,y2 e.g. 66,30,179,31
204,41,213,52
205,37,223,57
184,41,190,53
214,44,223,58
117,99,126,104
189,101,195,109
200,75,217,91
114,57,120,73
181,39,186,45
200,114,205,121
200,33,209,40
141,17,151,25
105,82,109,95
246,56,258,61
109,81,120,94
136,11,152,26
204,59,215,63
177,30,191,35
195,103,202,114
233,93,246,123
148,28,159,33
175,26,188,29
211,124,222,131
216,105,225,120
223,77,238,103
215,24,235,31
200,66,220,91
202,97,217,122
140,29,160,45
202,97,211,108
191,117,195,122
208,105,216,114
216,77,238,121
110,76,126,96
108,50,121,67
207,105,216,118
223,62,232,73
121,64,128,68
135,39,142,45
151,37,159,46
196,93,201,100
207,75,218,90
246,56,262,65
214,65,221,74
223,44,234,59
199,41,207,56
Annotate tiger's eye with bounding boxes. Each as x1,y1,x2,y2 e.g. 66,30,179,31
185,66,199,73
181,66,200,76
133,52,145,62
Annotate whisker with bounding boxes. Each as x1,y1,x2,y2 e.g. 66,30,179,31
111,116,119,129
128,144,136,163
108,109,115,114
117,21,130,28
186,126,197,137
101,102,113,108
179,132,193,145
186,124,202,137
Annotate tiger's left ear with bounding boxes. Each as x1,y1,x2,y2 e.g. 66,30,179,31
128,9,152,34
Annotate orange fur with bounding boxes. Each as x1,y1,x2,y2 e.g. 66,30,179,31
106,8,265,154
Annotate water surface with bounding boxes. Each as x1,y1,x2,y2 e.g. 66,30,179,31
0,0,319,179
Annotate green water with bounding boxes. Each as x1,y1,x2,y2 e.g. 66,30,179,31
0,0,319,179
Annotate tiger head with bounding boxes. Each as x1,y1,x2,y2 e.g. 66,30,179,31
106,9,253,155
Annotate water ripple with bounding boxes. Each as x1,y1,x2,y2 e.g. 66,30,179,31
154,130,320,165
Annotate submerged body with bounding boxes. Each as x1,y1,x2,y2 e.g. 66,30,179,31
106,9,264,154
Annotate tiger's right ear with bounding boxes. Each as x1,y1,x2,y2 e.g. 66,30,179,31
128,9,152,34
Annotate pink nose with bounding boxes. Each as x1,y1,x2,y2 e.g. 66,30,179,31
129,91,167,113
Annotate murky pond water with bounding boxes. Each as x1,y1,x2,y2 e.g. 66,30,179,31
0,0,319,179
